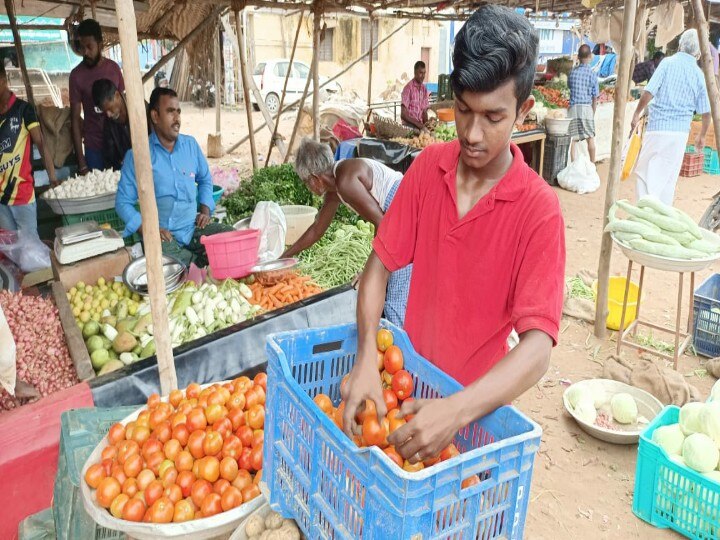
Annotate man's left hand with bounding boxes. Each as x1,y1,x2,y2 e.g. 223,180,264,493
196,212,211,229
696,136,706,153
388,397,464,464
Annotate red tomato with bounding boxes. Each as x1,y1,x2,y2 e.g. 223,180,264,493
186,408,207,432
149,496,174,523
383,389,398,412
213,417,233,439
203,431,224,456
383,446,404,468
123,453,143,478
152,421,172,443
146,451,165,475
117,440,140,466
383,346,404,374
96,477,122,508
191,479,213,507
100,445,117,462
238,447,252,471
233,376,253,395
108,423,126,446
381,370,393,388
376,329,394,352
244,387,261,409
213,478,231,495
403,460,424,473
249,445,263,471
173,499,195,523
334,402,346,430
462,475,480,489
423,455,441,468
204,404,225,425
172,424,190,447
122,478,139,498
391,370,414,401
246,404,265,430
187,430,207,459
227,405,246,430
221,485,243,511
147,393,160,410
376,350,385,371
163,439,182,462
149,408,170,429
356,399,377,424
131,425,151,446
174,450,194,472
198,456,220,483
136,412,150,429
252,430,264,448
314,394,334,415
136,469,155,490
176,470,196,498
185,383,201,399
171,412,187,429
236,425,253,447
240,484,261,503
222,435,243,460
122,498,146,522
100,458,113,476
253,469,263,485
440,444,460,462
144,480,164,507
142,438,164,461
200,493,222,517
362,416,388,448
159,462,176,483
220,456,239,482
253,373,267,392
111,464,128,486
85,463,105,489
232,469,253,491
163,484,183,504
169,389,184,408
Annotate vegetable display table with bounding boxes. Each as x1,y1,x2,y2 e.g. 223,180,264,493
612,239,719,369
512,129,546,177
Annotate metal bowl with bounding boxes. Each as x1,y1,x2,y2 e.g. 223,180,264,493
562,378,664,445
123,255,187,296
250,258,299,286
233,217,251,230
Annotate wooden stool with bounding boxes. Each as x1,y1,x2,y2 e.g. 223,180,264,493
615,259,695,370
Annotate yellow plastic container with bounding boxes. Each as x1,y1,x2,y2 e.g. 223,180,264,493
592,277,639,331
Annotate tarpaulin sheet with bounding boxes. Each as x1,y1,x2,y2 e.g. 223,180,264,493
90,286,358,407
357,138,420,173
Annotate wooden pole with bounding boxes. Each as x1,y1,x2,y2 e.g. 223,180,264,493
265,11,304,165
226,20,411,154
114,0,177,394
284,47,316,163
312,1,321,141
142,9,222,84
594,0,638,338
215,22,222,134
235,8,259,170
367,14,374,107
692,0,720,156
4,0,35,105
91,0,97,20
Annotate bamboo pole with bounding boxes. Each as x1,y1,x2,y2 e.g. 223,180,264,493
226,20,410,154
114,0,177,394
4,0,35,105
235,8,259,170
367,14,374,107
692,0,720,158
142,10,223,84
312,1,321,141
594,0,638,338
91,0,97,20
215,22,222,134
265,12,304,165
284,47,316,163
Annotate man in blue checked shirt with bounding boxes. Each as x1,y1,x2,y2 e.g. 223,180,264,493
630,29,710,206
116,87,232,266
568,44,599,163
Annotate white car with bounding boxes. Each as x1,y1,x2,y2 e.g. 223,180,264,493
251,59,341,113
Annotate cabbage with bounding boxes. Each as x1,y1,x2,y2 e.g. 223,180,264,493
680,402,705,436
703,470,720,485
682,433,720,473
588,381,607,408
652,423,685,456
669,454,686,466
565,385,585,409
573,397,597,425
567,382,606,409
711,380,720,403
610,393,638,424
699,402,720,446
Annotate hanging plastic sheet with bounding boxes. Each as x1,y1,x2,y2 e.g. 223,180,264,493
357,138,421,173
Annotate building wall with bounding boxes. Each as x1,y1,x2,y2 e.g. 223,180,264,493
250,13,441,100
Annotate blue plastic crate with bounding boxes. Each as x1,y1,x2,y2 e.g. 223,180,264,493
703,147,720,175
692,274,720,358
53,406,135,540
264,321,542,540
633,406,720,539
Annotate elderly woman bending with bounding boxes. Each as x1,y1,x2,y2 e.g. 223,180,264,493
283,138,412,327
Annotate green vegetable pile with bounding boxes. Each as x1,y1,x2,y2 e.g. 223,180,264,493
223,164,358,226
299,220,374,288
606,197,720,260
434,124,457,142
566,276,595,300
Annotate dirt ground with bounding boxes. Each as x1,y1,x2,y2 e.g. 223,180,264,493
183,103,719,539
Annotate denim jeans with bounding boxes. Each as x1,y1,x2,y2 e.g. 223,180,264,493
85,148,105,171
0,202,39,237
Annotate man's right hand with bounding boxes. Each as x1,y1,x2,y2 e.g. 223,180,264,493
341,350,387,438
160,228,173,242
78,162,89,176
630,113,640,134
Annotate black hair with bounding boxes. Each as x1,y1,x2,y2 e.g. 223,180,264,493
652,51,665,62
450,5,538,108
578,44,592,59
77,19,102,43
92,78,118,108
149,87,178,112
414,61,426,71
0,63,5,80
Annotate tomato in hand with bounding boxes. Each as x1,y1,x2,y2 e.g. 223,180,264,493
362,416,388,448
403,460,424,473
383,389,398,412
440,444,460,462
96,477,122,508
355,399,377,424
383,446,404,468
391,370,414,401
376,329,393,352
383,346,404,374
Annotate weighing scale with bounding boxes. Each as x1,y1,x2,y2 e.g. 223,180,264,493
54,221,125,264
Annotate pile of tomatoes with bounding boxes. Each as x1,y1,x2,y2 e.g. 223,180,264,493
84,375,266,524
313,329,473,483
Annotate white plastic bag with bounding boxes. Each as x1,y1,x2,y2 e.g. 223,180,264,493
557,140,601,195
249,202,287,263
0,304,17,395
0,230,51,272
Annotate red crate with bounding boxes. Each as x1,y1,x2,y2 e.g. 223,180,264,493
680,151,704,177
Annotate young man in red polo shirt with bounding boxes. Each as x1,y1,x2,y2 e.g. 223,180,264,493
342,5,565,464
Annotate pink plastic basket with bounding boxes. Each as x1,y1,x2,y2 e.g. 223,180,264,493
200,229,260,279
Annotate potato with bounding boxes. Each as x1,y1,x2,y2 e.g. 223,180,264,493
245,513,266,537
265,511,285,530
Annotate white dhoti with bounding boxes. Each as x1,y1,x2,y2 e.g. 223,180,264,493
632,131,688,206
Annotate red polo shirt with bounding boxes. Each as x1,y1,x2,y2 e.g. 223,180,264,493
374,140,565,386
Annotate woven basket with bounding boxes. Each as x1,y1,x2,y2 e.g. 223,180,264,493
372,114,414,139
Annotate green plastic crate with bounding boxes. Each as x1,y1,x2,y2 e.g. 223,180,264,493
18,508,55,540
53,406,136,540
61,209,139,246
